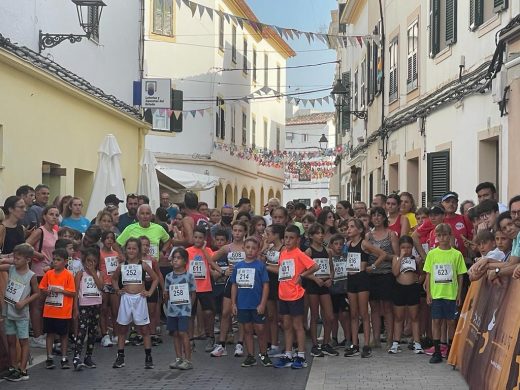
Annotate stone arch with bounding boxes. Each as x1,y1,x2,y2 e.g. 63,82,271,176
267,188,275,200
241,187,248,199
214,184,224,208
249,189,256,214
224,184,233,206
234,185,238,205
275,190,282,202
260,187,265,210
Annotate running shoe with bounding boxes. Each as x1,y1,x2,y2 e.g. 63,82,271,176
2,367,15,379
413,343,424,354
5,369,29,382
344,344,360,357
291,356,308,369
259,353,273,367
241,355,257,367
388,343,401,354
29,335,47,349
145,354,154,369
429,352,443,364
234,343,245,357
45,358,55,369
178,359,193,370
83,356,97,368
311,345,324,357
169,358,182,369
321,344,339,356
61,358,71,369
205,337,216,352
273,355,293,368
112,354,125,368
72,357,84,371
101,334,113,347
361,346,372,358
210,344,228,357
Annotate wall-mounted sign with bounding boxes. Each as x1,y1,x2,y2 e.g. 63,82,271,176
141,78,171,108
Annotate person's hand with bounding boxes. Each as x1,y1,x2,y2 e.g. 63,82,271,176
487,269,498,282
456,297,461,307
314,277,324,287
324,279,332,288
141,290,151,297
256,304,265,315
203,240,207,249
232,304,237,316
225,267,232,277
163,291,169,301
426,294,432,305
15,301,26,311
49,286,63,293
295,275,303,286
513,264,520,279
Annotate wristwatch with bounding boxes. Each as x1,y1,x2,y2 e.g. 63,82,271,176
495,267,500,275
371,264,376,271
221,269,226,276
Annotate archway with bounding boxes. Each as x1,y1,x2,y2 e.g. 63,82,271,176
249,189,256,214
275,190,282,202
267,188,274,200
214,184,224,208
241,187,248,199
224,184,233,206
234,185,238,205
260,187,265,211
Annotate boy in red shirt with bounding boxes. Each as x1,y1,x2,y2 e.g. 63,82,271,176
267,225,318,369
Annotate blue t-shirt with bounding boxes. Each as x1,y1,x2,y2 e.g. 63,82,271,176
230,259,269,310
60,216,91,234
117,212,138,232
164,271,196,317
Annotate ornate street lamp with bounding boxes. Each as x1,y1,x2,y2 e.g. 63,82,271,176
318,134,329,151
39,0,106,53
331,78,368,120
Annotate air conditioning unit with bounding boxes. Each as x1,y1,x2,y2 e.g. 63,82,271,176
492,70,505,103
357,136,365,143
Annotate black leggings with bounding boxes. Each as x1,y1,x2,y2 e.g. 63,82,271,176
74,305,100,358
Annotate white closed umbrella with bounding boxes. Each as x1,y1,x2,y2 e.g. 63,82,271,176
86,134,127,220
138,149,160,212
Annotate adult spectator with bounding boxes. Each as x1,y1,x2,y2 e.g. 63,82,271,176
293,202,307,223
312,198,323,217
90,194,124,225
440,191,473,257
117,194,139,232
25,184,50,228
160,192,178,221
236,197,252,214
353,201,368,218
335,200,354,223
105,194,124,207
138,194,150,205
264,198,280,226
475,199,499,234
400,192,418,234
386,194,410,238
0,196,26,255
172,192,210,247
210,205,234,242
60,197,91,234
197,202,210,217
475,182,508,213
459,200,476,217
286,201,296,220
372,194,387,209
16,185,35,228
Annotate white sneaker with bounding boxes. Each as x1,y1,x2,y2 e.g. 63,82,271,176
101,335,113,347
388,343,400,354
234,343,244,357
413,342,424,354
210,344,228,357
111,336,118,344
267,346,282,357
30,336,46,349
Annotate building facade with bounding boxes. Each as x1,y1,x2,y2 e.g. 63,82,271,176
331,0,517,205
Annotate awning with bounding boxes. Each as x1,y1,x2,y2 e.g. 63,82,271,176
156,167,221,191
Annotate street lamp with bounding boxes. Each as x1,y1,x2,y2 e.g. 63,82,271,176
39,0,106,53
319,134,328,151
331,79,368,120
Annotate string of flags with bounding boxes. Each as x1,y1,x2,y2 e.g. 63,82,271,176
175,0,376,49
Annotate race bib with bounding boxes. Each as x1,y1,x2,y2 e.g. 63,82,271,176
265,250,280,265
121,264,143,285
4,279,24,304
333,258,348,281
278,259,295,281
67,257,74,271
105,256,119,275
169,283,190,305
237,268,255,288
346,252,361,272
190,260,207,279
433,264,453,284
228,251,246,265
400,257,417,273
148,244,159,259
143,259,153,279
314,258,331,278
45,285,64,307
82,275,101,297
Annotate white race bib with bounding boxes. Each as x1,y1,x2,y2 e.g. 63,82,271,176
265,250,280,265
121,264,143,285
148,244,159,259
4,279,24,304
169,283,190,305
333,258,348,281
314,258,331,278
400,257,417,273
278,259,295,281
105,256,119,275
228,251,246,265
190,260,207,279
45,285,64,307
346,252,361,272
237,268,255,288
82,275,101,298
143,259,153,280
433,264,453,284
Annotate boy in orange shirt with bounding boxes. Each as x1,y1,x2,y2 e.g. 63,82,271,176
39,248,76,369
268,225,318,369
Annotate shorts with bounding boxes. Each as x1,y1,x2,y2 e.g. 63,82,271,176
212,283,226,314
369,273,395,301
305,279,331,295
192,292,215,314
145,280,159,303
431,299,458,320
392,283,421,307
160,266,173,282
166,316,190,333
330,294,348,314
103,284,116,294
223,281,232,299
268,272,279,301
117,293,150,326
278,297,305,316
237,309,266,324
43,317,69,336
4,318,29,339
347,271,370,294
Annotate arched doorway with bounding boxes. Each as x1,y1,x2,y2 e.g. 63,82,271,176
241,187,248,199
249,189,256,214
275,190,281,202
224,184,233,206
214,184,224,208
234,185,238,205
267,188,274,200
260,187,265,211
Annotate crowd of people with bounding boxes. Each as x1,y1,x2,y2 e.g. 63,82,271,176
0,181,519,381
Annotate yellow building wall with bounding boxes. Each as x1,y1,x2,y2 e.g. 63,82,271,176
0,52,148,203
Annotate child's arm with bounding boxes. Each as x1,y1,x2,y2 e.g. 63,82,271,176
231,283,238,315
412,230,427,260
362,240,387,270
391,256,400,277
153,261,165,291
16,274,40,311
257,282,269,315
112,266,122,293
456,274,464,306
0,264,12,271
142,263,158,297
425,273,431,304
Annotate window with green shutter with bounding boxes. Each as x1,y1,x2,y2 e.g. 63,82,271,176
427,150,450,205
493,0,508,13
445,0,457,45
341,72,351,134
430,0,441,57
470,0,483,31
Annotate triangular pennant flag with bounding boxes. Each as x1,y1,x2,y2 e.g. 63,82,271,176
206,7,213,20
261,86,271,94
362,37,369,46
337,36,345,48
304,32,311,44
309,32,316,42
188,2,197,16
173,110,181,120
175,0,181,9
197,4,205,18
224,13,230,23
286,29,294,39
241,97,249,104
356,36,363,47
309,99,315,107
316,34,327,44
292,30,301,39
275,26,284,38
197,109,205,117
230,15,238,25
190,110,197,118
348,36,357,47
317,98,323,106
287,96,293,104
167,109,174,117
294,98,300,105
301,99,308,107
323,96,330,104
237,17,244,29
182,0,190,7
183,112,189,119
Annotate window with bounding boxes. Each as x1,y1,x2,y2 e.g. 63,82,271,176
152,0,173,37
389,39,398,102
302,134,309,142
427,150,450,205
264,54,269,87
360,59,366,107
341,71,351,134
216,97,225,140
243,39,248,73
430,0,457,58
231,105,236,144
407,21,419,91
470,0,508,31
242,112,247,145
286,132,294,142
253,49,257,82
152,109,170,131
354,69,358,110
231,25,237,63
252,117,256,148
218,11,224,51
276,127,280,151
263,120,268,149
276,65,281,93
367,41,373,103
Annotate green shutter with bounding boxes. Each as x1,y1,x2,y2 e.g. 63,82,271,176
470,0,483,31
445,0,457,45
430,0,440,57
341,72,351,133
153,0,163,34
427,151,450,205
494,0,508,12
366,42,373,103
170,90,182,132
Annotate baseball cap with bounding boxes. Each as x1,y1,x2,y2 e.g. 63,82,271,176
235,198,251,208
441,191,459,202
429,205,446,215
105,194,123,206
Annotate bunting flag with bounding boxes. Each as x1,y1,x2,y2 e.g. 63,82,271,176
174,0,374,50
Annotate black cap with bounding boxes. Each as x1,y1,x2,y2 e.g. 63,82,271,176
429,205,446,215
105,194,123,206
441,191,459,202
235,198,251,208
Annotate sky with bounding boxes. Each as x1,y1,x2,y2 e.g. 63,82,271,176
247,0,337,111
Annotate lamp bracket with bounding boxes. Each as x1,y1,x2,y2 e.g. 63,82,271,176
39,30,90,53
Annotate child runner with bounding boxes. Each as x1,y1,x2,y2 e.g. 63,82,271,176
249,216,267,243
299,214,316,252
164,248,196,370
389,235,424,354
210,221,247,357
39,248,76,369
73,247,103,370
343,219,386,358
231,237,270,367
423,223,467,363
99,231,120,347
111,238,159,369
304,223,337,357
269,225,319,369
1,244,39,382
